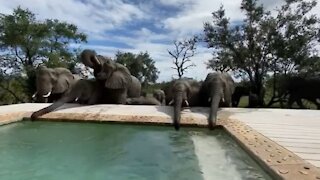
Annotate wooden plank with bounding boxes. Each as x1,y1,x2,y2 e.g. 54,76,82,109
247,128,320,135
262,132,320,138
286,147,320,154
268,137,320,144
245,125,320,132
306,160,320,168
262,134,320,140
241,121,320,126
271,141,320,149
295,153,320,161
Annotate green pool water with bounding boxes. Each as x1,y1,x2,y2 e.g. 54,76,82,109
0,121,272,180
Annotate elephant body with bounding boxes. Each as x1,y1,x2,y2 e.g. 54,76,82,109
232,83,265,108
80,49,141,104
232,84,250,107
31,79,104,119
153,89,166,105
199,72,234,129
126,96,161,105
279,76,320,109
165,78,201,130
33,66,80,103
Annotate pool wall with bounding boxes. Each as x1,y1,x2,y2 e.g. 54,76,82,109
1,103,320,179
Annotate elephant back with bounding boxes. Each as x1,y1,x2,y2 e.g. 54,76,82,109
127,75,141,98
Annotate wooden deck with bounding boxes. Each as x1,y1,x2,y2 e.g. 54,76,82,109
227,108,320,168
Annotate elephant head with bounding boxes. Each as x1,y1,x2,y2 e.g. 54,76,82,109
201,73,234,129
153,89,166,105
33,66,75,103
167,79,193,130
96,60,132,89
80,49,112,77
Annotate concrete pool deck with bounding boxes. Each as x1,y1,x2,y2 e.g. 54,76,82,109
0,103,320,179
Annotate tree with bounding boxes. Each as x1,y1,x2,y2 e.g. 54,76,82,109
0,7,87,102
114,51,159,85
204,0,320,107
168,36,198,78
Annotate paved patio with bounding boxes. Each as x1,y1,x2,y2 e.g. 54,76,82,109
0,103,320,179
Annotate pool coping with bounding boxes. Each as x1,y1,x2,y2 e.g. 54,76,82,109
1,103,320,179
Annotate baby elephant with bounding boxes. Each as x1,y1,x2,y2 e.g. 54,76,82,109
152,89,166,105
126,96,161,105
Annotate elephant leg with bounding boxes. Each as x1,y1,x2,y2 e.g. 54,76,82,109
296,99,306,109
287,95,295,109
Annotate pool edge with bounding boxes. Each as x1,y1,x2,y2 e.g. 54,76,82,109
220,118,320,180
1,104,320,179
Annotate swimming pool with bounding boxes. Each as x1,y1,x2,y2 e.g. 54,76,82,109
0,121,272,179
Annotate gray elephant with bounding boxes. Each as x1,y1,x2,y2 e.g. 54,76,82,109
199,72,235,129
80,49,141,104
152,89,166,105
31,79,103,119
32,66,80,103
278,75,320,109
126,96,161,105
231,83,250,107
165,78,201,130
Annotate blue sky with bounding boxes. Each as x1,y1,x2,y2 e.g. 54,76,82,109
1,0,319,82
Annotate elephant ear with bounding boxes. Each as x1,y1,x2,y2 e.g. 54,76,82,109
52,75,70,93
222,74,233,106
104,64,132,89
48,69,59,82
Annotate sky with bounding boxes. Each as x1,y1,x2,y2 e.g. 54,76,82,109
0,0,320,82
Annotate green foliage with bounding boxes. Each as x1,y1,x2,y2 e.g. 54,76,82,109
0,6,87,104
141,81,171,94
204,0,320,107
114,51,159,85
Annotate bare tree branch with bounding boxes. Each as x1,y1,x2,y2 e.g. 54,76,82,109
168,36,198,78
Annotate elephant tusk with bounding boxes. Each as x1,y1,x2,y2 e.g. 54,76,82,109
169,99,174,105
75,97,79,102
221,97,225,102
184,100,189,106
42,91,52,98
94,56,101,65
32,92,37,99
208,97,211,102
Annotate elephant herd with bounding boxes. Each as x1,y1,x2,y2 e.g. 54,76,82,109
31,49,236,130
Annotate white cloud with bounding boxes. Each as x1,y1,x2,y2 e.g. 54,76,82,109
0,0,146,38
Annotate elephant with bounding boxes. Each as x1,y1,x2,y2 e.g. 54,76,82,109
199,72,235,129
80,49,141,104
164,78,201,130
80,49,111,76
278,75,320,109
152,89,166,105
231,84,250,107
32,66,80,103
232,82,265,108
126,96,161,105
31,79,104,119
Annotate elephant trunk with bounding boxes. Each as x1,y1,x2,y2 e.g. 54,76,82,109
31,95,75,120
173,91,183,130
208,88,222,130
